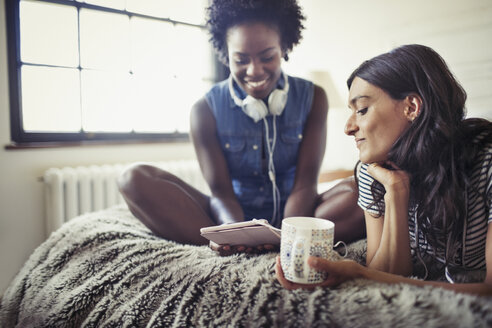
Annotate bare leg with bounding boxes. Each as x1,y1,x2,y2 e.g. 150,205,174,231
314,177,365,243
117,164,214,245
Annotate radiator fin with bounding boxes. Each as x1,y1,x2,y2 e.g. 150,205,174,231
43,160,208,236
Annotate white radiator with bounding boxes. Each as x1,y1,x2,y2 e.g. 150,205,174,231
43,160,208,235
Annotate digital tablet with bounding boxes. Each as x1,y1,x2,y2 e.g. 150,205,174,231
200,219,281,247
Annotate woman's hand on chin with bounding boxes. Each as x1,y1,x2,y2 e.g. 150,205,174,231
367,161,410,194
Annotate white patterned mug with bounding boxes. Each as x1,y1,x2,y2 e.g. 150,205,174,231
280,216,340,284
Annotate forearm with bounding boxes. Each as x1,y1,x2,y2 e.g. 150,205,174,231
209,196,244,225
368,191,412,275
362,267,492,296
283,186,318,218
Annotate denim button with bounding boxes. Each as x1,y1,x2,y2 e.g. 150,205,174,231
253,144,258,150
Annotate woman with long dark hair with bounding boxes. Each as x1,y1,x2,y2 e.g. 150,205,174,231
276,44,492,295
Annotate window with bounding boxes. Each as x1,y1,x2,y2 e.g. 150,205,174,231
6,0,222,145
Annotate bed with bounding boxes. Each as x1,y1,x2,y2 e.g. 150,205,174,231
1,204,491,327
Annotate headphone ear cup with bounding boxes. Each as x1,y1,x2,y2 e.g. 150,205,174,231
268,89,288,116
242,96,268,122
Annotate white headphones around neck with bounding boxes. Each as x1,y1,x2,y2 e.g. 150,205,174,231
228,72,289,226
228,72,289,123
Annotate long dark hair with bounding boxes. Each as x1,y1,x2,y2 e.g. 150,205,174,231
348,44,491,267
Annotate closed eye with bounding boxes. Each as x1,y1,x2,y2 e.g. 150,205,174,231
356,108,368,115
261,56,274,63
235,59,249,65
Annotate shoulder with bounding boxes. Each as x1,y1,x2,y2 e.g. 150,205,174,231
357,162,374,185
287,75,326,118
286,75,315,99
204,79,234,116
205,79,229,102
467,133,492,221
208,78,229,92
191,97,215,135
469,133,492,177
287,75,313,87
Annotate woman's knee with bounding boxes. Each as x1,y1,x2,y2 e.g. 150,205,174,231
319,177,357,202
314,180,360,220
118,164,164,195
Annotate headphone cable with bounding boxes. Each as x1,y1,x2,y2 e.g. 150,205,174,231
263,116,281,227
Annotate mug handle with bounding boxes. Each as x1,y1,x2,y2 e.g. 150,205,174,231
334,241,348,258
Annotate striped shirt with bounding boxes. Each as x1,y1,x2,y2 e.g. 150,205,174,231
357,137,492,270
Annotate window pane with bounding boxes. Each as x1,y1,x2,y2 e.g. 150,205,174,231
20,1,78,67
130,17,175,74
170,77,211,133
173,24,213,80
131,73,181,132
21,65,81,132
131,17,212,78
81,69,133,132
80,9,130,70
10,0,215,142
165,0,208,25
126,0,207,25
77,0,126,10
131,74,210,133
130,20,212,133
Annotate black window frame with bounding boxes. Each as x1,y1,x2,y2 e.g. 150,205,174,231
5,0,227,146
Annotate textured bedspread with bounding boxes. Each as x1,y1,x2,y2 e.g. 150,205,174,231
1,205,491,327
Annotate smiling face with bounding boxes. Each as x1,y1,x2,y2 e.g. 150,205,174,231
226,22,283,100
345,77,412,164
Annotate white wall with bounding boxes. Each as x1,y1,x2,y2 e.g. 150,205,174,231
1,0,491,294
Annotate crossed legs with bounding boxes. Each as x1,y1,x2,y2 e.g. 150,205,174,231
118,165,365,245
117,164,214,245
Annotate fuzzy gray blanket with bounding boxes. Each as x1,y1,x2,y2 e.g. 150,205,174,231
1,205,491,327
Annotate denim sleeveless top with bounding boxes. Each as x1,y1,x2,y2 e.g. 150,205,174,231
205,75,314,227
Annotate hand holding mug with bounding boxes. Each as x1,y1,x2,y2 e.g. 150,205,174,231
275,255,363,290
279,216,344,284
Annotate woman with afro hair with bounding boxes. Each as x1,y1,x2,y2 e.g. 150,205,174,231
118,0,365,254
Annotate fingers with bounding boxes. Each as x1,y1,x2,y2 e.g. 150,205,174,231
275,256,309,290
275,256,296,289
211,243,278,256
209,241,220,251
275,256,326,290
307,256,334,272
367,161,410,189
209,243,244,256
384,160,401,170
308,256,363,281
366,162,387,184
366,162,387,176
217,244,235,256
222,245,252,255
259,244,279,252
